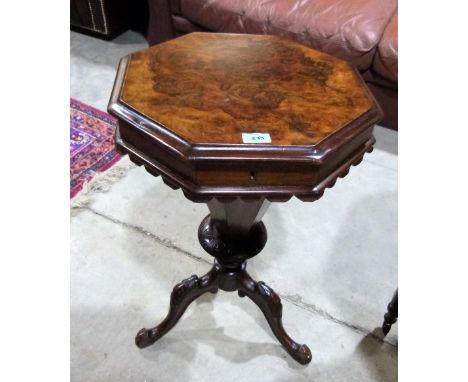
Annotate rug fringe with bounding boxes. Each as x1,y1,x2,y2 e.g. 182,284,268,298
70,156,134,213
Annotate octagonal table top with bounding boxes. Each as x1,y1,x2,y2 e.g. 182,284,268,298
108,33,382,202
118,33,377,146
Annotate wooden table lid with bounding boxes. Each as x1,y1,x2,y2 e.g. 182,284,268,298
109,33,382,202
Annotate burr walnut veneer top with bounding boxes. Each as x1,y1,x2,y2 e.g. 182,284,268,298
120,33,375,146
108,33,382,202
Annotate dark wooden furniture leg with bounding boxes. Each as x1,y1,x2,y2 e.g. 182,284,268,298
237,271,312,364
135,265,220,348
382,289,398,336
135,198,312,365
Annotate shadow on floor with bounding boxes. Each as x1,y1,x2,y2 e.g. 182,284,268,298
140,292,307,370
354,328,398,382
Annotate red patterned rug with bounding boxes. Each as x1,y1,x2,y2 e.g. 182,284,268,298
70,99,122,198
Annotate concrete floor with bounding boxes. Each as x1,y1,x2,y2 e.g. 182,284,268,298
71,31,398,381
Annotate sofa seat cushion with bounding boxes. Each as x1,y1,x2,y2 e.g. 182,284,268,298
180,0,397,70
373,10,397,82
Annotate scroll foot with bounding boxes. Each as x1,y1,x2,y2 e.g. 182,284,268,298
239,274,312,364
135,266,219,348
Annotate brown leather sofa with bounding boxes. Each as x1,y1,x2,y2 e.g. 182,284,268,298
146,0,398,130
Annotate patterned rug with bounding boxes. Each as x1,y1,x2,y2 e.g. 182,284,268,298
70,99,122,198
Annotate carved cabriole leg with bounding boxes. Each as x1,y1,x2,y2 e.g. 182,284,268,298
135,264,220,348
382,289,398,336
238,271,312,365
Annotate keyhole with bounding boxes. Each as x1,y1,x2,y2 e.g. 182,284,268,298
250,171,256,181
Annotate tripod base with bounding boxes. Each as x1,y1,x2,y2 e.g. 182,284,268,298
135,260,312,365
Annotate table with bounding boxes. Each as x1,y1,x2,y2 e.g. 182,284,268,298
108,32,382,365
